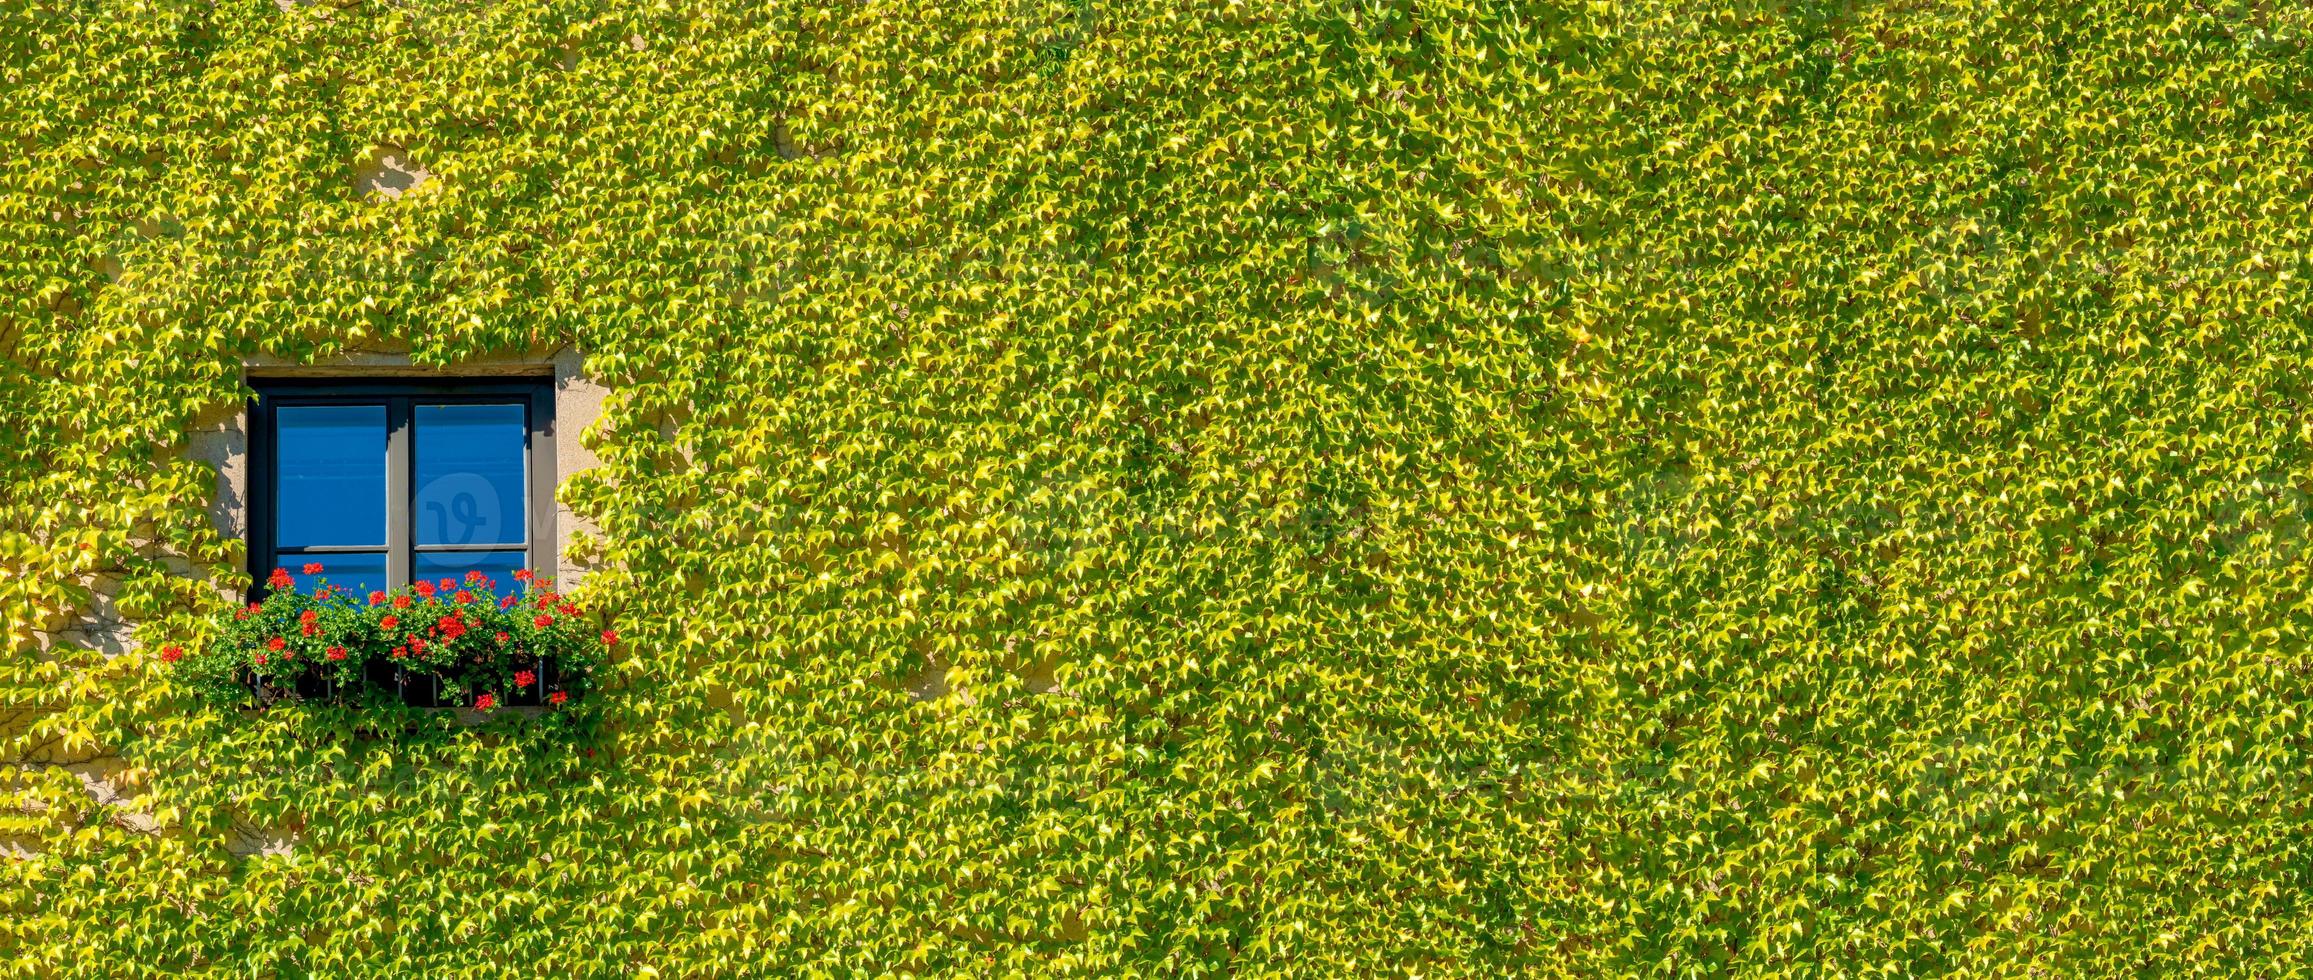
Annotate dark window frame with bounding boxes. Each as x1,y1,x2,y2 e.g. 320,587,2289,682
248,377,556,598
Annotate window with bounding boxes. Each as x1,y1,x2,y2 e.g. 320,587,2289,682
249,378,555,597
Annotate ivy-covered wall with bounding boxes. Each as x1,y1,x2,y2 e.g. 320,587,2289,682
8,0,2313,973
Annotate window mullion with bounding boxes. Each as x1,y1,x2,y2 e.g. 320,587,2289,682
386,397,411,587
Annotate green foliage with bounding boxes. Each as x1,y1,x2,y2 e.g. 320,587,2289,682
6,0,2313,974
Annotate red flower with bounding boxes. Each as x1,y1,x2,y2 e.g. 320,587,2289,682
601,629,619,647
557,602,577,617
499,595,518,609
246,602,262,613
380,615,400,630
266,636,286,651
438,578,455,592
267,567,294,589
548,690,568,705
454,590,474,604
159,644,183,663
465,570,488,584
369,591,387,606
326,646,347,661
437,616,467,640
514,670,536,687
407,635,426,652
474,693,496,711
513,568,533,582
302,562,324,575
534,614,554,628
413,581,436,598
299,609,318,624
254,653,268,666
300,622,318,637
494,631,510,644
393,595,412,609
536,592,558,608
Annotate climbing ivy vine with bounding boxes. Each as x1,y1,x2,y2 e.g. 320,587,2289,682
9,0,2313,974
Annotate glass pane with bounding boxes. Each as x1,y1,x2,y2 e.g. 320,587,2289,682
281,552,388,598
414,549,531,594
276,404,387,548
414,403,527,546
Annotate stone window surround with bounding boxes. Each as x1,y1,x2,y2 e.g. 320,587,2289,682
188,345,606,593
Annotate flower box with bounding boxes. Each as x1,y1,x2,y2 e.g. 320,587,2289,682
166,564,612,715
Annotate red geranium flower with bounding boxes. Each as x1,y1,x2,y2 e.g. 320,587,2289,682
393,595,412,609
254,653,268,666
407,635,426,652
413,581,436,598
499,595,518,609
299,609,318,624
494,631,510,644
514,670,536,688
267,568,294,589
513,568,533,582
453,590,474,604
159,644,183,663
326,646,347,661
266,636,286,651
437,616,467,640
474,693,496,711
302,562,324,575
534,614,554,628
369,591,387,606
380,615,400,630
465,570,488,584
601,628,619,647
438,578,455,591
548,690,568,705
300,622,318,637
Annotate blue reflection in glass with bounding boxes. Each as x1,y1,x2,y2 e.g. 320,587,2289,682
414,550,530,593
415,404,526,546
276,405,387,547
284,552,388,598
